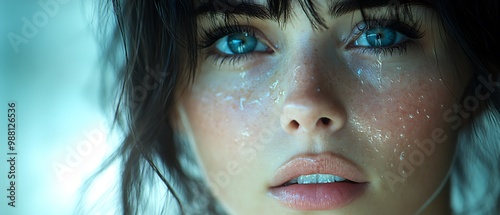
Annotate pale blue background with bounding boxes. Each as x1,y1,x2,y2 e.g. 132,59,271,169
0,0,118,214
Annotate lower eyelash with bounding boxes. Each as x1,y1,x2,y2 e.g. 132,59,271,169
357,40,417,56
203,49,253,67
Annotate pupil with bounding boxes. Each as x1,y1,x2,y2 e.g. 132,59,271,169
228,32,257,54
366,27,396,47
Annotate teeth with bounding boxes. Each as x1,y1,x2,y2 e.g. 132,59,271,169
288,174,347,185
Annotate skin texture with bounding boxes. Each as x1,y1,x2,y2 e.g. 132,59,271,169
174,1,471,214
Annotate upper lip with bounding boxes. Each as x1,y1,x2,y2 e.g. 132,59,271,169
269,152,368,187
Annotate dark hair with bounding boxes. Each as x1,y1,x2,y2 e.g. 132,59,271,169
82,0,500,214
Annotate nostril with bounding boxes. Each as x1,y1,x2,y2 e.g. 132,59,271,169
290,120,300,129
319,117,331,126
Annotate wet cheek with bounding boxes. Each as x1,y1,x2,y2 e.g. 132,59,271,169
181,65,283,169
349,65,457,148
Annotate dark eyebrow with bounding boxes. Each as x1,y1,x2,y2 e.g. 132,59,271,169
195,0,433,19
196,1,272,19
329,0,433,17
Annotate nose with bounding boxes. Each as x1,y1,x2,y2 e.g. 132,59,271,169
280,55,347,135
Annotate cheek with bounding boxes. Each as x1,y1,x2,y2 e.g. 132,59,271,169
349,60,460,146
347,62,462,205
178,65,282,200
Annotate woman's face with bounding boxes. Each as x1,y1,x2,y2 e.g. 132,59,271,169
175,0,471,214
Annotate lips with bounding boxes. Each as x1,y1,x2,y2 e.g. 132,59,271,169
268,153,368,210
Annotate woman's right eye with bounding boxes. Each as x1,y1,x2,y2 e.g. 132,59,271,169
214,32,269,55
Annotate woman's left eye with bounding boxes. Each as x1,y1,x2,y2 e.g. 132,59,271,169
214,32,269,55
353,27,407,47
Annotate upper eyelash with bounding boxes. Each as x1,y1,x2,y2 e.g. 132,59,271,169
346,17,424,56
199,25,256,49
355,18,424,40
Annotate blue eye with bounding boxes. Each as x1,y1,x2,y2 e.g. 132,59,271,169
354,27,407,47
215,32,268,54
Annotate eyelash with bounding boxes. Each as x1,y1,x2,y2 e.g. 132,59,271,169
199,25,263,66
199,17,424,65
349,19,424,56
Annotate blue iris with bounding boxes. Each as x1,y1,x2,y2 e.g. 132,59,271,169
227,32,258,54
365,27,397,47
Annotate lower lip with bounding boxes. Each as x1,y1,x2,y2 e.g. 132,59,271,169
268,182,367,210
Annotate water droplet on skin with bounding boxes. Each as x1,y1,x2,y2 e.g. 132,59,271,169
316,88,321,92
249,100,261,105
270,80,279,89
409,114,414,119
400,151,405,160
239,97,246,110
426,115,430,119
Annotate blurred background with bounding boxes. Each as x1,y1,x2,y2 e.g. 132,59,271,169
0,0,119,214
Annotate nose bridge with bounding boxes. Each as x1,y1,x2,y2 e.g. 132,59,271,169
288,46,328,92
